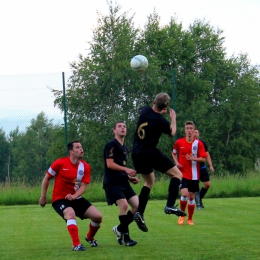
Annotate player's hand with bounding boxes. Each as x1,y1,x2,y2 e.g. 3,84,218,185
125,168,136,177
65,194,75,201
128,176,140,184
185,154,192,161
169,109,176,119
210,166,214,172
39,197,47,207
176,163,183,169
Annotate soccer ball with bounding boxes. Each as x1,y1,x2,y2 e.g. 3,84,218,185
130,55,148,72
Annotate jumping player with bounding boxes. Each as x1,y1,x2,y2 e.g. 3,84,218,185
132,92,186,232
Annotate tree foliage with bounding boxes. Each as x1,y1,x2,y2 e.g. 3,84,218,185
2,1,260,185
52,1,260,175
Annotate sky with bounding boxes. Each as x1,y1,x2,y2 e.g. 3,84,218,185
0,0,259,132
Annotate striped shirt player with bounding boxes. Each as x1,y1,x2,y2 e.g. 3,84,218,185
39,141,102,251
172,121,207,225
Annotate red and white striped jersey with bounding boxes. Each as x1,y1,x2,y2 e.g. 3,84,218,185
47,157,91,202
173,137,207,180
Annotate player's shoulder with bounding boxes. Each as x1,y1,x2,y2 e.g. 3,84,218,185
199,139,206,145
176,137,186,143
53,156,69,164
105,138,116,147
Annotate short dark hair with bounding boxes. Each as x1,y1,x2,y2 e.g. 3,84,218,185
67,140,80,153
113,121,125,129
185,121,195,128
154,93,170,110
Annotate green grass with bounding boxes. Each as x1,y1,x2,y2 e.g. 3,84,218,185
1,171,260,205
1,198,260,260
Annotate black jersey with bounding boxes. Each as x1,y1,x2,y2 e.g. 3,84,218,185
132,106,172,152
103,138,129,188
199,139,208,168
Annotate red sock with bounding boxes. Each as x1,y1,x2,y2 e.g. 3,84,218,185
67,219,80,246
180,199,187,212
188,203,195,221
87,222,101,240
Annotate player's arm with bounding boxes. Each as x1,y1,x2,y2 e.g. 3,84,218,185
39,173,53,207
106,158,136,177
169,109,177,136
206,152,214,172
172,150,183,168
66,182,88,201
185,155,206,162
128,175,140,184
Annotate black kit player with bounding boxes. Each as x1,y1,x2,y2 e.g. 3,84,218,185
103,121,140,246
194,129,214,209
131,93,186,232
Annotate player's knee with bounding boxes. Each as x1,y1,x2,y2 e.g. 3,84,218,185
93,212,103,223
204,182,211,189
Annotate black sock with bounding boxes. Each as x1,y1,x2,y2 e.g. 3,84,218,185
117,215,129,234
200,187,208,200
138,186,150,215
126,210,134,225
166,177,180,207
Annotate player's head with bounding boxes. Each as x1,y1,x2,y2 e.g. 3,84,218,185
185,121,196,138
67,140,84,158
194,129,200,139
113,121,126,137
154,93,170,114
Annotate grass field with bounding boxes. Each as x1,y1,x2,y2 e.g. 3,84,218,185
1,198,260,260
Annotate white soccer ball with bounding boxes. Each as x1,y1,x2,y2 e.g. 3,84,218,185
130,55,148,72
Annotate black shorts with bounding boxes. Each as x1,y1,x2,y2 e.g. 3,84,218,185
200,167,210,182
132,148,175,174
180,178,199,192
104,183,136,205
52,197,92,220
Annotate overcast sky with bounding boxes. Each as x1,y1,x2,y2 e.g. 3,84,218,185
0,0,259,75
0,0,259,132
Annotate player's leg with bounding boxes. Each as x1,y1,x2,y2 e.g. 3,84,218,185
133,172,154,232
187,181,199,225
163,163,185,217
138,172,155,215
177,185,188,225
127,194,139,225
164,165,186,215
150,149,185,216
121,194,139,246
81,200,102,247
199,169,210,208
187,191,196,225
52,199,86,251
113,198,138,246
195,182,201,209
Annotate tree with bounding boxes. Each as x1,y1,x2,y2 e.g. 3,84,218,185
10,112,63,184
0,128,10,182
52,1,260,175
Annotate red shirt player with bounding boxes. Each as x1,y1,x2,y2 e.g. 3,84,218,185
39,140,102,251
172,121,207,226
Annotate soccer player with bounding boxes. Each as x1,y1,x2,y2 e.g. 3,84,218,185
172,121,207,225
131,92,186,232
39,140,102,251
103,121,140,246
194,129,214,209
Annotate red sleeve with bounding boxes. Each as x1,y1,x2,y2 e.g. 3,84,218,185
173,139,179,154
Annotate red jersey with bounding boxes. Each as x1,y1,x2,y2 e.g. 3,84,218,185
47,157,91,202
173,137,207,180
